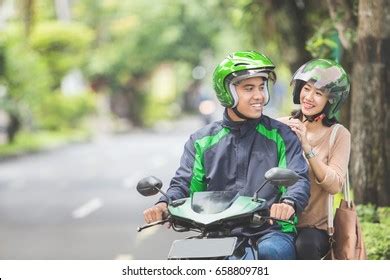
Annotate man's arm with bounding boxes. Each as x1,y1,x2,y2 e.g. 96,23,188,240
143,135,196,224
158,135,197,203
279,126,310,214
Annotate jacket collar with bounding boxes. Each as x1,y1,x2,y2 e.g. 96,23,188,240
222,109,262,136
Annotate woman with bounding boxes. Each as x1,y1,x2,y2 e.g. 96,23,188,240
279,59,351,259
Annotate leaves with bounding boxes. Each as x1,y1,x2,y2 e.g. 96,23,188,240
30,21,94,84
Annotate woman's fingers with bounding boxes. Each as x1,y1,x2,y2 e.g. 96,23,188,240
290,127,302,141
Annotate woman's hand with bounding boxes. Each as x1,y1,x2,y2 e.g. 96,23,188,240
286,119,310,151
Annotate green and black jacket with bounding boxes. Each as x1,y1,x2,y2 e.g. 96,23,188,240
160,111,310,233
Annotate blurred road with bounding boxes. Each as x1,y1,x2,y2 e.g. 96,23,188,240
0,116,204,260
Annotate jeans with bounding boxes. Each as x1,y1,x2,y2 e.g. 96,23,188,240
230,231,296,260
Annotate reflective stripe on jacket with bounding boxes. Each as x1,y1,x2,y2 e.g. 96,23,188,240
160,111,310,221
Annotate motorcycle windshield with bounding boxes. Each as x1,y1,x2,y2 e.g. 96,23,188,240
191,191,239,214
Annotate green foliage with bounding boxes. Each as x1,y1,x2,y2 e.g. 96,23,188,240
356,203,380,223
361,222,390,260
84,0,220,79
30,21,93,85
377,207,390,225
306,20,342,61
0,26,53,118
34,93,96,131
358,205,390,260
0,129,91,158
0,22,96,140
142,97,180,127
215,0,330,67
34,0,57,21
75,0,222,125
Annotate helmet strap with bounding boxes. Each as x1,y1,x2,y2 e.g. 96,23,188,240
232,107,257,120
303,112,324,123
303,103,332,123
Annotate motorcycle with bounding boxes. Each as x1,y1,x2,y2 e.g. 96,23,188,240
136,167,300,259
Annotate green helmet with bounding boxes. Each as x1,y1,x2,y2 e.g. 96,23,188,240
212,51,276,108
291,59,350,119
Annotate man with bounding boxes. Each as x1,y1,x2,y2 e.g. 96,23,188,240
143,51,310,259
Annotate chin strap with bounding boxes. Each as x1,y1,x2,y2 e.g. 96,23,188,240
232,107,258,120
303,103,331,123
303,112,325,123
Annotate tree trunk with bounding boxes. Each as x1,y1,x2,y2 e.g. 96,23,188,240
6,113,20,143
54,0,71,21
350,0,390,206
338,50,353,129
326,0,356,51
283,0,313,71
325,0,356,129
20,0,35,38
262,0,312,70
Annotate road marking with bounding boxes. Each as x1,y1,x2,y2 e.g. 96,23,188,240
72,198,103,219
115,254,134,260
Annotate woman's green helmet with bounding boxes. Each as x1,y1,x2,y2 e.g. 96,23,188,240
291,59,350,119
212,51,276,108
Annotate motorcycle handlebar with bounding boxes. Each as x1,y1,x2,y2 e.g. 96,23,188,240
137,214,294,233
266,216,295,225
252,213,295,225
137,218,169,232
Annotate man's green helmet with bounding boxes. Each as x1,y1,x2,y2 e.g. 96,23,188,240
291,59,350,119
212,51,276,108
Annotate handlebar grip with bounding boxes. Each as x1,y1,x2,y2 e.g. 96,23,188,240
267,217,295,225
253,213,295,225
137,219,168,232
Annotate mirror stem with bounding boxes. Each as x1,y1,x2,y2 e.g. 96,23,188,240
156,187,172,204
252,180,269,201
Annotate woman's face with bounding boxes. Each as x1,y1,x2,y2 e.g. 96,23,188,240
299,82,328,116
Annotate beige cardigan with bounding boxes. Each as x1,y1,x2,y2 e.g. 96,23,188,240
278,119,351,231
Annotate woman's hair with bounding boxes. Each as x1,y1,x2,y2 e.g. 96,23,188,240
290,109,338,127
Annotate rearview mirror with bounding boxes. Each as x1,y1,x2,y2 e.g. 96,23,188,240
264,167,300,187
136,176,162,197
253,167,300,201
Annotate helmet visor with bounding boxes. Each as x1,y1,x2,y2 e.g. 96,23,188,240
226,69,275,107
292,65,344,97
229,69,276,85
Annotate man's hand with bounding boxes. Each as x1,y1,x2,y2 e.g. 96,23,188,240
143,202,168,224
269,203,295,225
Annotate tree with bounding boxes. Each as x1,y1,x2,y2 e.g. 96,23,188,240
19,0,35,37
223,0,390,205
325,0,356,127
30,21,93,88
77,0,221,126
349,0,390,206
218,0,329,70
0,31,53,142
0,0,36,142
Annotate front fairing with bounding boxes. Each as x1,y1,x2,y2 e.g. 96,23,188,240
168,191,267,228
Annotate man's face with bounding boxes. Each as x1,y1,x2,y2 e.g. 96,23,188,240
230,77,266,120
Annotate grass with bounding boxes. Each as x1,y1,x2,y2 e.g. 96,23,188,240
0,129,91,158
357,205,390,260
